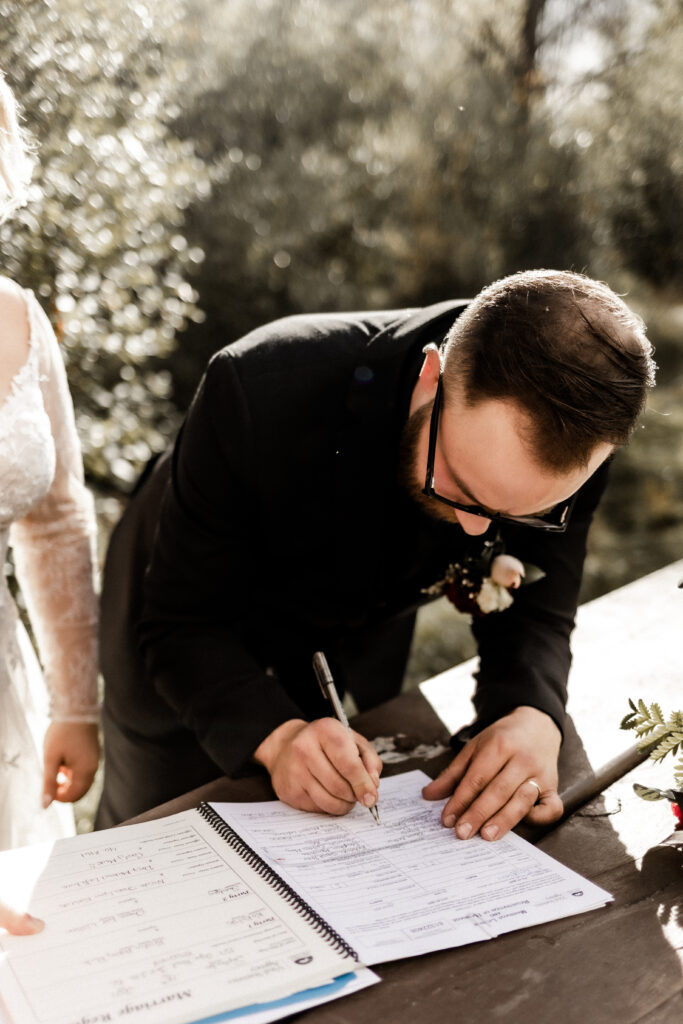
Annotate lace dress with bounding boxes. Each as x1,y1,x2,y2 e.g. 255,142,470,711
0,284,98,850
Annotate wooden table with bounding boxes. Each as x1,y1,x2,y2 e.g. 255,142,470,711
128,561,683,1023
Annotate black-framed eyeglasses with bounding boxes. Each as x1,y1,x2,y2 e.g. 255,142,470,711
421,374,576,532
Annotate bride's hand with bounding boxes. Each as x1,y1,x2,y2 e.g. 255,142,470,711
0,902,44,935
42,722,99,806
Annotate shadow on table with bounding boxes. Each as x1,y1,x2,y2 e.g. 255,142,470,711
304,708,683,1024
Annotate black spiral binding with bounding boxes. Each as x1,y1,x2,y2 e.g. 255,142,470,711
198,802,359,961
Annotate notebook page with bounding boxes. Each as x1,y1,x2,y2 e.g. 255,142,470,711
213,770,612,964
0,810,355,1024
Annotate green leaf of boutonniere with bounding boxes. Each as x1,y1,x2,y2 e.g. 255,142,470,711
521,563,546,585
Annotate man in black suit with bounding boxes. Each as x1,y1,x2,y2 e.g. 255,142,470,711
96,270,655,841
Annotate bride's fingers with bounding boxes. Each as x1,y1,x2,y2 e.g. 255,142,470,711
0,904,44,935
41,751,60,809
56,765,96,803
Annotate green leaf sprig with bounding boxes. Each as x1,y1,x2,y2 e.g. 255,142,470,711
621,699,683,801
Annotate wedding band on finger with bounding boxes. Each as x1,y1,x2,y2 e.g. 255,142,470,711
525,779,542,805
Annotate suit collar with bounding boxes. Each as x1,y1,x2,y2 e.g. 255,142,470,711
329,300,469,619
344,299,469,423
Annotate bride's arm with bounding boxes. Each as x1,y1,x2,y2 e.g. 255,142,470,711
0,278,32,400
9,290,99,804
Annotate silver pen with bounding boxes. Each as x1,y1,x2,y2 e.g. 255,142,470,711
312,651,380,824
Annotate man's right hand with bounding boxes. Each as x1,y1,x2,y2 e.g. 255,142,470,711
253,718,382,815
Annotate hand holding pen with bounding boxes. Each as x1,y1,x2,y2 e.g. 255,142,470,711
313,651,381,824
252,658,383,818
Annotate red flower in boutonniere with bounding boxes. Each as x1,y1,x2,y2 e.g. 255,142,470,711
422,534,545,617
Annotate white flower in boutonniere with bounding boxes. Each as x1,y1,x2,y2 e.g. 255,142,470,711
490,553,525,590
475,575,514,614
422,535,545,617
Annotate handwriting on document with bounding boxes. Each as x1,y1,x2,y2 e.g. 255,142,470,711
214,770,610,964
0,812,351,1024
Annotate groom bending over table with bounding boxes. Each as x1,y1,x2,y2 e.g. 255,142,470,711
96,270,655,840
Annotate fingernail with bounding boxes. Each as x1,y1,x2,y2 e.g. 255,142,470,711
24,914,44,933
371,772,380,786
456,821,473,840
482,824,499,841
363,793,376,807
443,814,456,828
42,794,52,809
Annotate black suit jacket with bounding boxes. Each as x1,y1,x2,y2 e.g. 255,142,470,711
101,301,608,777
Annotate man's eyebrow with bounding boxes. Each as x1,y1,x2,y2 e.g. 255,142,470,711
448,466,492,510
444,461,557,518
445,461,502,514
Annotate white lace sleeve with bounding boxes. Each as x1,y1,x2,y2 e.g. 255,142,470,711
9,291,99,722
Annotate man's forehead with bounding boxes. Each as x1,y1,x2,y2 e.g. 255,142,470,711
438,391,609,516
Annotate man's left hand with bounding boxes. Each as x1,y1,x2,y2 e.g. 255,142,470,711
421,706,563,840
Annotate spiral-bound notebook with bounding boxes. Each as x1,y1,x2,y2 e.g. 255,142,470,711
0,804,366,1024
0,771,611,1024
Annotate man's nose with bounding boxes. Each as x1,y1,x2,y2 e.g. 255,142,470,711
455,509,492,535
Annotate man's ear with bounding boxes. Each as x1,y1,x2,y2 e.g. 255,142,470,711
409,343,441,414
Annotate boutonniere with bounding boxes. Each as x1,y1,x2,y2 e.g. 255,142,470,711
422,534,545,616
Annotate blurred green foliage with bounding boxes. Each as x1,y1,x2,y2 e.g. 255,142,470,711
174,0,592,400
1,0,682,608
0,0,210,490
575,0,683,289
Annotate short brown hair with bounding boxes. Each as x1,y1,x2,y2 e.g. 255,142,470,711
442,269,656,472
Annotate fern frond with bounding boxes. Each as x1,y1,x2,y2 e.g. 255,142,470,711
635,720,663,739
623,699,683,792
650,734,682,763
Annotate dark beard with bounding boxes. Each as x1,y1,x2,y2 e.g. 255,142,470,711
397,401,459,525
